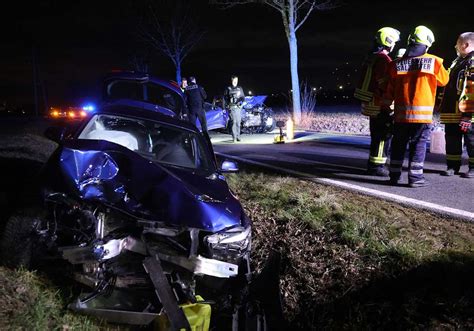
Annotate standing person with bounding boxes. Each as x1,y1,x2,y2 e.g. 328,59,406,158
439,32,474,178
179,77,189,120
384,26,449,187
185,76,208,137
223,75,245,142
354,27,400,176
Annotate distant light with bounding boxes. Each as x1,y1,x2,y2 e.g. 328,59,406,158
80,111,87,117
68,111,76,118
338,85,344,90
248,90,252,95
312,87,317,91
82,104,95,112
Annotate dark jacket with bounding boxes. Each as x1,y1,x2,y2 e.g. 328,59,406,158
185,83,207,112
439,51,474,123
223,85,245,109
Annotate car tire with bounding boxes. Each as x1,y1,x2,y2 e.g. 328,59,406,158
1,209,41,269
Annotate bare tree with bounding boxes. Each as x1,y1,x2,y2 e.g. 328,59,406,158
129,52,150,73
300,80,317,114
211,0,340,123
140,0,205,84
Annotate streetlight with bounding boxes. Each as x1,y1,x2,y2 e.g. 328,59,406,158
248,90,252,95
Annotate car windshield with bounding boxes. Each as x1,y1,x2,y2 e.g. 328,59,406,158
78,114,213,171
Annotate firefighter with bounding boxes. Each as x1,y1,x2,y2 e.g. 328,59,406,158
223,75,245,142
383,26,449,187
354,27,400,176
185,76,208,138
439,32,474,178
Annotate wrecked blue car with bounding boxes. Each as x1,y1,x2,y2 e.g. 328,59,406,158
0,104,284,330
208,95,276,134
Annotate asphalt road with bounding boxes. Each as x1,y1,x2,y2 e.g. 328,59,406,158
210,130,474,220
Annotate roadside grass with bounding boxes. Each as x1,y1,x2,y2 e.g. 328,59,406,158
226,171,474,329
0,267,122,331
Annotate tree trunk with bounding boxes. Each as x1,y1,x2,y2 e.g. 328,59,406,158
288,29,301,124
176,61,182,85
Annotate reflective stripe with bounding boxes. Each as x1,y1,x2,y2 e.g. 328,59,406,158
409,169,423,175
378,141,385,159
395,113,433,122
395,105,434,111
362,110,380,117
440,113,462,124
446,154,462,161
411,162,424,168
354,89,373,102
362,62,373,92
363,104,382,110
369,156,387,164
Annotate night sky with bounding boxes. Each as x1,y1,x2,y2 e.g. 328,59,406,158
1,0,471,111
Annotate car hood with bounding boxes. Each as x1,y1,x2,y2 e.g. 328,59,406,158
243,95,268,108
43,139,245,232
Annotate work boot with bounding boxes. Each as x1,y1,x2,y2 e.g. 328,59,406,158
440,168,459,176
367,167,389,177
388,176,403,186
236,138,241,142
461,168,474,178
409,179,429,188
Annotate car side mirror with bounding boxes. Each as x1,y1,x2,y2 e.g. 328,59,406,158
220,160,239,173
44,126,65,143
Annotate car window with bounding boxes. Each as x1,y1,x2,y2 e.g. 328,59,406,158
147,83,183,115
107,81,143,100
78,114,212,171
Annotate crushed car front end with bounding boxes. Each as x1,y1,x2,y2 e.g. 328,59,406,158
34,106,260,328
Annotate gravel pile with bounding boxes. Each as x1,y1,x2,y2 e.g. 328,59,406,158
303,112,370,135
277,110,443,136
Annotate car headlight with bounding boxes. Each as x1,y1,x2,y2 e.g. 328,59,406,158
205,226,251,263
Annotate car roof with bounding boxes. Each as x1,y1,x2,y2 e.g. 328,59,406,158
94,105,199,132
103,72,183,96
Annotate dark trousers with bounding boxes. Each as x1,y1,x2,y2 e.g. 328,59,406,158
389,123,431,183
368,116,391,169
189,108,208,132
445,123,474,170
230,106,241,140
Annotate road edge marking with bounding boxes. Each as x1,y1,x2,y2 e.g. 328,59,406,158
216,152,474,222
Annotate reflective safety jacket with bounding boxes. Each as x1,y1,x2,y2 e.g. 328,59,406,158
354,50,392,117
383,53,449,123
439,52,474,123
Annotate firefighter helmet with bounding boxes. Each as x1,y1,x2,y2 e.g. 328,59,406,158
408,25,435,47
375,27,400,48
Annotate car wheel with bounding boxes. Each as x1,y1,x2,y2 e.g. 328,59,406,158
1,209,41,269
